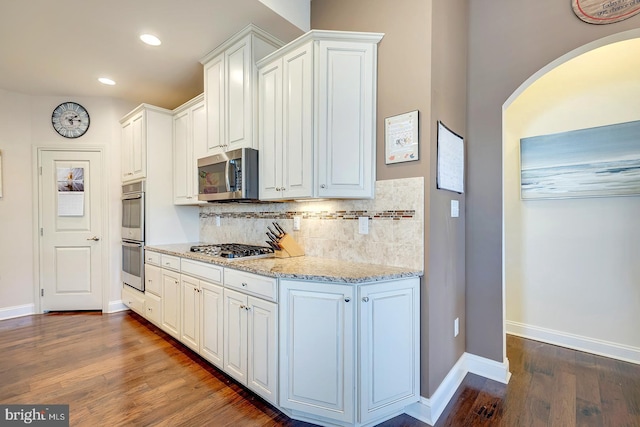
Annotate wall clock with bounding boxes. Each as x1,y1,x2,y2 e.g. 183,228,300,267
52,102,90,138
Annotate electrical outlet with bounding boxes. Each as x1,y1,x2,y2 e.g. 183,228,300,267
454,317,460,337
293,216,301,231
215,216,221,227
358,216,369,234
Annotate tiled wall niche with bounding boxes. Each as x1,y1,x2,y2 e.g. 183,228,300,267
200,177,424,270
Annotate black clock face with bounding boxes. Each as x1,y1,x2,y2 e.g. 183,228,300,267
52,102,90,138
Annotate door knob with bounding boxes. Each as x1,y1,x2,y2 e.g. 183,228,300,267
87,236,100,241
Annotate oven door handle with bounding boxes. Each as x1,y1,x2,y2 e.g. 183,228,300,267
122,194,142,201
122,241,143,248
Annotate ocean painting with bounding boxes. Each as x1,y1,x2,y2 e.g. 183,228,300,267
520,120,640,200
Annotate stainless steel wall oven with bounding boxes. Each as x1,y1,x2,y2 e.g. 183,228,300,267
122,181,145,292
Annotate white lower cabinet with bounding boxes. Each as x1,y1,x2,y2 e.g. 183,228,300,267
180,274,201,352
161,268,181,339
279,277,420,426
200,281,224,369
223,287,278,405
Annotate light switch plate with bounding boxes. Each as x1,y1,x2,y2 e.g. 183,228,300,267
451,200,459,218
293,216,301,231
358,217,369,234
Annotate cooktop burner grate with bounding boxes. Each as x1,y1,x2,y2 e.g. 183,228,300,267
190,243,274,259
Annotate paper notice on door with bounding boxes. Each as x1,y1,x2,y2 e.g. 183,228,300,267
58,192,85,216
57,167,85,216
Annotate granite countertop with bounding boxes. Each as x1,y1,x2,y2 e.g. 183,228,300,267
146,243,423,284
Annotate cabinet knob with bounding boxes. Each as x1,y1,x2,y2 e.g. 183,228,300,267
241,282,247,287
244,306,251,311
344,297,351,303
320,184,326,189
362,297,369,302
281,187,286,191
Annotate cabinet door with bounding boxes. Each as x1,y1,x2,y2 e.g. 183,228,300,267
204,55,225,154
247,296,278,405
144,263,162,297
173,108,191,204
258,58,283,200
282,42,313,199
180,275,200,352
225,34,253,150
130,112,146,181
279,280,355,423
201,281,224,369
359,279,420,423
161,269,181,339
191,101,207,197
121,119,133,181
223,288,248,385
316,40,376,198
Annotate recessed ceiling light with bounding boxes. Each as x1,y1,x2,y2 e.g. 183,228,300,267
140,34,161,46
98,77,116,86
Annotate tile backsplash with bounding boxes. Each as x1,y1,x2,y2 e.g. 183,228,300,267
200,177,424,270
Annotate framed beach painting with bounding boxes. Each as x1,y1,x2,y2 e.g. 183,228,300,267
520,120,640,200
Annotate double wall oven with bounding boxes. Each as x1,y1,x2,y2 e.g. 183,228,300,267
122,181,145,292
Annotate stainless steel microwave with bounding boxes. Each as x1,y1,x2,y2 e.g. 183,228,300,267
197,148,259,202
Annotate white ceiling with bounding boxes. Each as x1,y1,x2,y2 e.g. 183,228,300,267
0,0,304,109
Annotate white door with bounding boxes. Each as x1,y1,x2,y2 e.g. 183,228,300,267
39,149,104,311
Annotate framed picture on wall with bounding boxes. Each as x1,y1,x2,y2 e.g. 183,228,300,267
520,119,640,200
385,110,419,164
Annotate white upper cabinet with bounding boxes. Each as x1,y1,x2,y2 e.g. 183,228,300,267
257,31,383,201
120,104,173,183
201,25,283,156
172,94,206,205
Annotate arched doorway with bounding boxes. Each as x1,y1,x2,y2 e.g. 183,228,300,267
502,31,640,364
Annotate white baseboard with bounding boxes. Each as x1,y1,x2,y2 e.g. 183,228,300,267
507,320,640,365
107,300,129,313
405,352,510,426
0,304,36,321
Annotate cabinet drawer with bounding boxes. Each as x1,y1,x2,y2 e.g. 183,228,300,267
145,292,162,326
161,254,181,271
122,286,145,315
145,264,162,297
181,258,223,284
224,268,277,302
145,250,161,266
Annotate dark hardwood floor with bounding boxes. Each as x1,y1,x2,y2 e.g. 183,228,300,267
0,312,638,426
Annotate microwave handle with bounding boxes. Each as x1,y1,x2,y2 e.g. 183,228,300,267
225,161,231,192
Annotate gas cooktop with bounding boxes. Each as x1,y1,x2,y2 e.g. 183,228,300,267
190,243,274,260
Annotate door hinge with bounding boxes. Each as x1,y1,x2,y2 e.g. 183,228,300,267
40,166,42,175
41,289,44,297
40,228,43,236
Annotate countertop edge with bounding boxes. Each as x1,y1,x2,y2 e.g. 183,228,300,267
145,244,423,284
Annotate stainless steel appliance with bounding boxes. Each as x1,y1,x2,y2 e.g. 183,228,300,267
122,181,145,292
190,243,274,260
197,148,259,202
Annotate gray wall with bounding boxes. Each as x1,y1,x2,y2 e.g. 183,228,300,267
311,0,468,397
467,1,640,361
